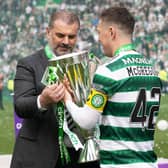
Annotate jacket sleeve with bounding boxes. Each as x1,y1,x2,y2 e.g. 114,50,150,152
14,58,47,119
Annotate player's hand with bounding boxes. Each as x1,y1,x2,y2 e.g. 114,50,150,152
63,75,75,101
63,88,73,103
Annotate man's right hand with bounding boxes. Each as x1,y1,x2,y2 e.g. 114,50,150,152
39,83,65,108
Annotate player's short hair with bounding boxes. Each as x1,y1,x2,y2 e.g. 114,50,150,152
100,7,135,34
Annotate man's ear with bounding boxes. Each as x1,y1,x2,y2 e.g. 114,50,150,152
46,27,50,39
109,26,116,40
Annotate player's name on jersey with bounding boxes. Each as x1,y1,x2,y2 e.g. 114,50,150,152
122,57,152,65
126,66,156,77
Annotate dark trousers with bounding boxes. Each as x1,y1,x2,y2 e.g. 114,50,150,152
55,147,100,168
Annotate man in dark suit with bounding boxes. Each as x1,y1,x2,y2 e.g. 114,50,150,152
10,10,99,168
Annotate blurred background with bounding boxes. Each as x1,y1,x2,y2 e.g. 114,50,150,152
0,0,168,166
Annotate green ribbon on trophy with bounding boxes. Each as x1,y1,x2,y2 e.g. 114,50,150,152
57,101,71,165
43,44,84,166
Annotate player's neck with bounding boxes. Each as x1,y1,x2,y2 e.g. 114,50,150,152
113,39,133,56
112,38,132,56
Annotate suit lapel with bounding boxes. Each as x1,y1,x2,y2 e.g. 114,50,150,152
40,49,49,72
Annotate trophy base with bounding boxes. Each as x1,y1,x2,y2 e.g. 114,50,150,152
78,136,99,163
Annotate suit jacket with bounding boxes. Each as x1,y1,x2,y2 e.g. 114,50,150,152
10,49,101,168
10,49,78,168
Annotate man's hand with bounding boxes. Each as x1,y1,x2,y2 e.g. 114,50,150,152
39,83,65,108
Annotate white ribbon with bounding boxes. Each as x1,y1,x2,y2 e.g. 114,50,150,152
63,111,84,151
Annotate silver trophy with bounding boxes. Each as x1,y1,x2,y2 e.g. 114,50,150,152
42,50,99,163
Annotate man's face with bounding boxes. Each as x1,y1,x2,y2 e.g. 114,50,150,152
97,20,112,57
47,19,79,56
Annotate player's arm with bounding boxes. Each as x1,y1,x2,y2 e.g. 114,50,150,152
64,88,107,130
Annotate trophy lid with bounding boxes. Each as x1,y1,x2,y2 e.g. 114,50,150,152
49,50,88,65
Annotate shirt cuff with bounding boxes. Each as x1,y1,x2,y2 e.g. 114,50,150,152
37,95,47,112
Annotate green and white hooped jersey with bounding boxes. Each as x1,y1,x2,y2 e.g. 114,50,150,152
93,50,162,168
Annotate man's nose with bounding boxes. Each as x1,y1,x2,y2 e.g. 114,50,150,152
62,36,69,45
